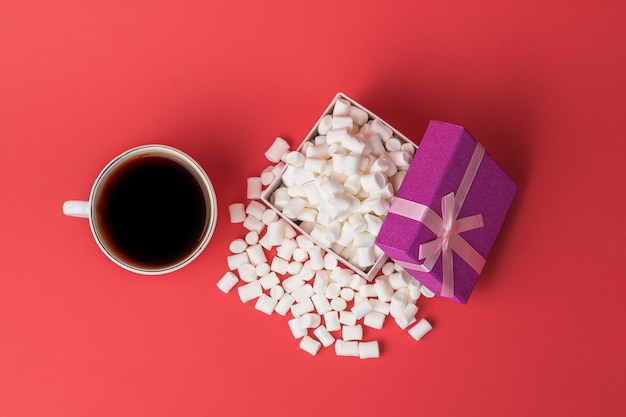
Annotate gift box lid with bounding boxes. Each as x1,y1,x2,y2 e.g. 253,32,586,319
375,120,517,303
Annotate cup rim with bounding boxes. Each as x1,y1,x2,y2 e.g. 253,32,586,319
87,144,217,275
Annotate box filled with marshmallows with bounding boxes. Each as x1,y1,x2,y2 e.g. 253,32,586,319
261,93,417,281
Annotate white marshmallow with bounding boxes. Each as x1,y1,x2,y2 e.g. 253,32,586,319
396,316,417,331
370,119,392,140
270,256,289,275
255,262,270,277
330,268,352,287
288,317,307,338
228,203,246,223
292,284,315,303
243,215,265,234
299,313,321,328
344,154,361,175
277,238,297,261
323,253,339,270
370,299,391,315
364,133,386,156
399,303,419,325
274,293,295,316
238,280,262,303
300,335,321,356
271,187,290,210
306,143,330,159
296,207,317,222
408,318,433,341
227,252,249,270
390,291,409,318
370,154,397,176
353,232,375,248
333,115,354,130
358,341,380,359
402,142,416,155
255,293,278,315
216,271,239,293
282,275,305,293
363,311,386,329
265,137,290,163
388,150,412,168
292,247,309,263
340,287,355,301
335,340,359,357
313,271,330,295
260,165,276,186
229,238,248,253
291,298,315,317
331,149,346,173
261,209,279,225
282,198,306,219
311,293,333,315
259,271,280,290
313,326,335,347
408,280,422,300
389,272,409,290
297,262,315,281
247,177,262,200
351,299,373,319
348,106,368,125
330,297,347,312
342,324,363,341
339,310,357,326
271,161,286,176
245,244,267,266
391,170,407,192
347,213,367,233
308,246,324,271
237,263,257,283
373,277,394,302
349,275,366,291
354,246,375,268
265,220,285,247
284,150,306,167
360,172,386,193
323,311,341,331
364,214,384,236
244,231,259,246
326,128,350,144
324,282,341,299
333,98,351,116
270,284,285,300
318,115,333,135
342,175,361,195
421,285,435,298
287,261,303,275
384,137,402,152
246,200,266,220
303,157,326,174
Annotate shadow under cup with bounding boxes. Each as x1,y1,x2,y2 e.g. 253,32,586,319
90,146,217,274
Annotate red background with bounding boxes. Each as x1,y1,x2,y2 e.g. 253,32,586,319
1,1,625,416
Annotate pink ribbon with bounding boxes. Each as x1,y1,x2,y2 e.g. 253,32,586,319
389,143,487,298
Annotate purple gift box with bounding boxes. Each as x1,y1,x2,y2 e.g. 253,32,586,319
375,121,517,304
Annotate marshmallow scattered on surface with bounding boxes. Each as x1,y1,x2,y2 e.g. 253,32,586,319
219,97,435,359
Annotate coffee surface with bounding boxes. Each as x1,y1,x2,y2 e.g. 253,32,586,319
95,155,208,269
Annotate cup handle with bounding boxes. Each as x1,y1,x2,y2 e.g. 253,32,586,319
63,200,90,218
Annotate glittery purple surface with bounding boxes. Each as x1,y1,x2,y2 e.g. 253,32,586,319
376,121,518,304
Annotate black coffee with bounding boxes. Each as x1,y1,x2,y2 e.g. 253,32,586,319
95,154,208,270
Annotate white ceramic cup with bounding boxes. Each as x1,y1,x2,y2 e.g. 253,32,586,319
63,145,217,275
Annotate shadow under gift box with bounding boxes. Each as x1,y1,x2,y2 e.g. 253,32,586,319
375,121,518,304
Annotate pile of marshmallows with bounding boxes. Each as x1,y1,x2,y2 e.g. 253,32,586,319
217,98,433,358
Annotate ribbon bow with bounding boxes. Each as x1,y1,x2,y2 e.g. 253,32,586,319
389,143,487,298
